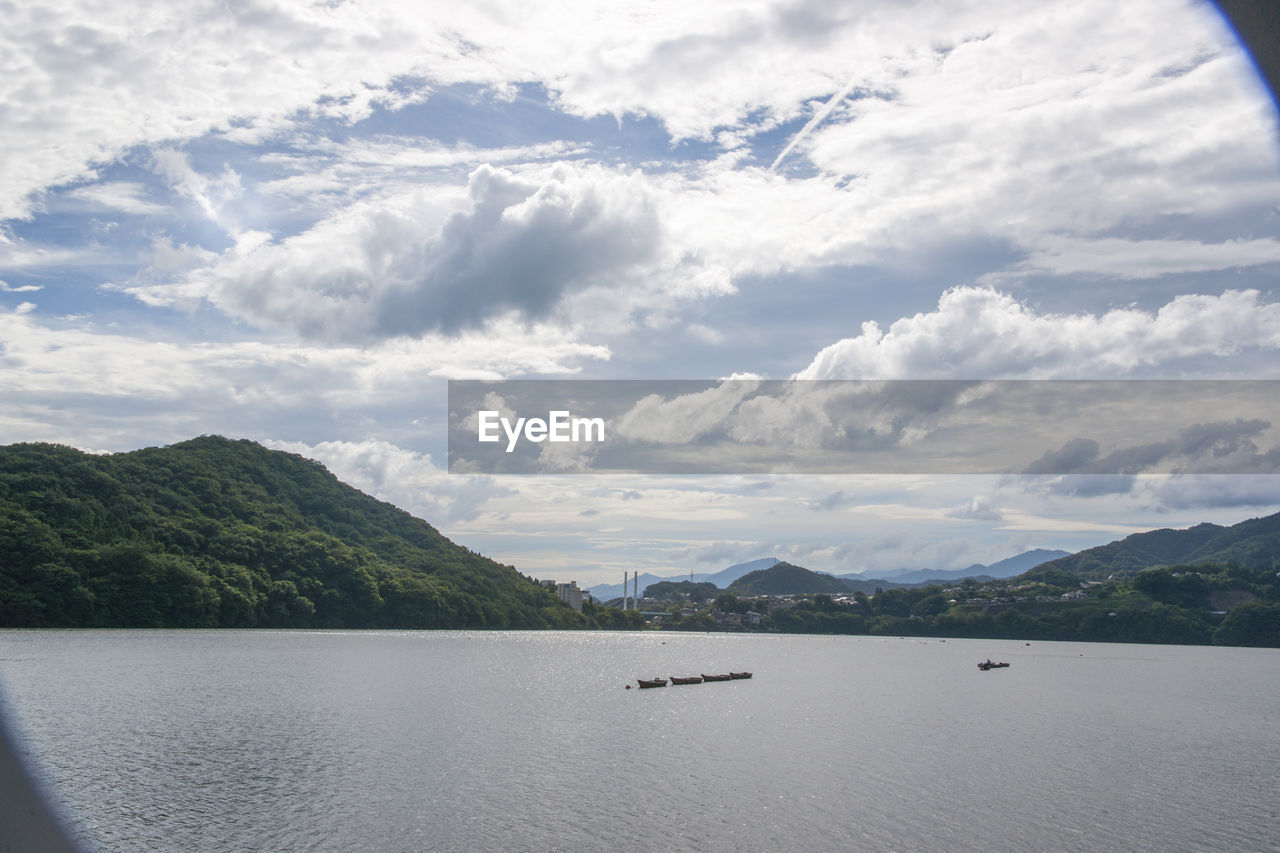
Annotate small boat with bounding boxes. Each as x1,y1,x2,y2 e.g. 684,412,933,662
701,673,732,682
729,672,752,679
670,676,703,685
977,659,1010,670
637,678,668,688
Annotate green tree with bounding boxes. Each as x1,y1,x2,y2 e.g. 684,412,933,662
1213,602,1280,647
911,593,950,618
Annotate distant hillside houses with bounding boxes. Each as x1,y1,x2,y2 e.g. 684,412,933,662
712,609,762,629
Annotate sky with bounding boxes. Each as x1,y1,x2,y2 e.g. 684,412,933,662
3,0,1280,589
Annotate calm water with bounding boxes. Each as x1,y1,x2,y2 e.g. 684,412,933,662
0,630,1277,852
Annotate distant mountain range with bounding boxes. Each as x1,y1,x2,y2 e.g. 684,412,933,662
590,509,1280,601
586,557,780,601
590,550,1071,600
838,549,1071,586
686,513,1280,598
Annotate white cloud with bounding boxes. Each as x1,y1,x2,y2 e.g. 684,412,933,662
256,138,583,205
64,182,168,216
1012,236,1280,280
151,149,244,234
0,0,463,221
1024,419,1280,478
0,308,608,418
1145,475,1280,510
0,241,88,270
947,496,1004,522
796,287,1280,379
6,0,1273,364
613,379,761,444
5,0,1269,235
0,280,42,293
796,2,1279,240
261,438,506,524
534,437,600,473
136,235,219,284
128,163,672,341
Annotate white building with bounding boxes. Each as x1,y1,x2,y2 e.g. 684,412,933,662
537,578,585,612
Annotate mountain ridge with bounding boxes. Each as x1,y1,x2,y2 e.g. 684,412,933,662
0,437,584,629
1036,513,1280,577
728,562,850,595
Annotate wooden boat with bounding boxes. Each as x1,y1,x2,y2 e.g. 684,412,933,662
729,671,752,679
701,673,732,682
977,660,1010,670
636,678,668,688
670,676,703,685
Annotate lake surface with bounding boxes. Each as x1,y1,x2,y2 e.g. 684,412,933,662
0,630,1277,852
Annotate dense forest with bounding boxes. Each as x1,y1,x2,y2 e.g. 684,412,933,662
0,437,594,629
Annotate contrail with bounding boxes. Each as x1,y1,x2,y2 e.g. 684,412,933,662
769,76,860,172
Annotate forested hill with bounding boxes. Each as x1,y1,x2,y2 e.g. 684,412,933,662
0,437,584,629
728,562,849,595
1035,512,1280,578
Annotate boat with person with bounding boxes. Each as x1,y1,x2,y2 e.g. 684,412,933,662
977,659,1010,670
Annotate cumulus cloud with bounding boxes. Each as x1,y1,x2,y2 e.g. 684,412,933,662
1015,419,1280,502
262,438,508,524
947,496,1004,521
613,379,760,444
1023,438,1102,475
1026,469,1280,506
534,438,600,473
127,163,666,341
1146,475,1280,510
796,287,1280,379
608,380,972,467
1024,419,1279,478
1039,475,1140,498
